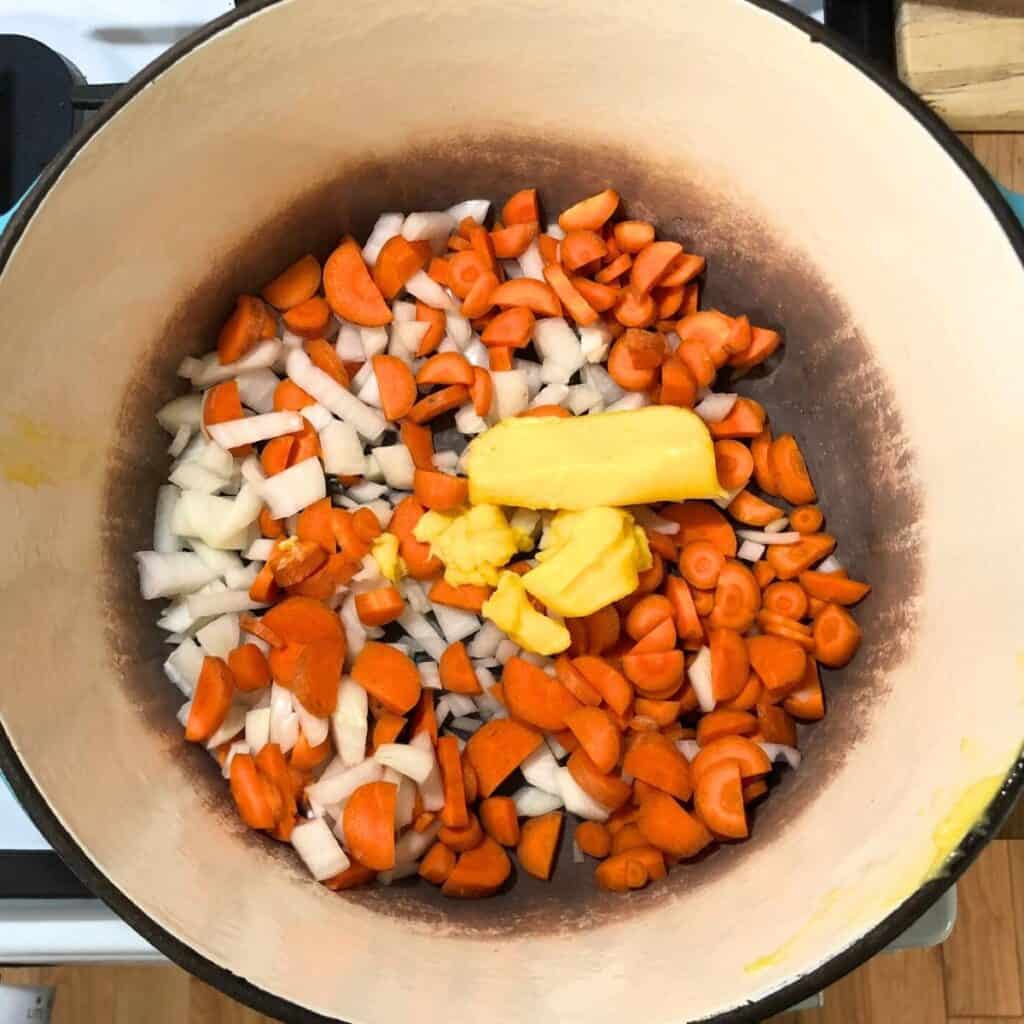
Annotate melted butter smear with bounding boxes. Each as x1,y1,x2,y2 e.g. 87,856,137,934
0,415,95,488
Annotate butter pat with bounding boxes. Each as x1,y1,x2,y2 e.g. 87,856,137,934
370,533,404,583
466,406,722,510
413,504,518,587
482,571,571,656
523,508,651,617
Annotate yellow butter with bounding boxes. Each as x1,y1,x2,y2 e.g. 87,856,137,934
466,406,723,510
482,571,570,656
413,504,518,587
370,533,405,583
522,508,651,618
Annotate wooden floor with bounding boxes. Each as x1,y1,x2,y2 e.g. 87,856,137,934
2,134,1022,1024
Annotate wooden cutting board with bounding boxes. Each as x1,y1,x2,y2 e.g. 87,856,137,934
897,0,1024,131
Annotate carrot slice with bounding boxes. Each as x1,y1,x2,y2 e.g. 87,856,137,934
371,355,417,421
296,497,336,555
344,781,397,871
607,337,657,391
460,270,500,318
575,821,611,859
428,579,492,612
657,356,698,407
390,496,443,579
708,398,767,440
799,571,870,606
272,379,313,414
489,278,561,317
691,735,772,787
249,562,279,605
419,842,457,885
595,852,649,891
228,643,271,692
694,759,747,838
554,655,602,707
202,380,251,456
442,836,511,898
629,617,677,655
489,347,514,371
465,719,543,798
503,656,581,731
708,627,750,702
747,634,807,693
240,613,283,649
756,703,798,747
619,328,667,369
675,337,716,390
229,753,278,830
753,561,776,590
560,229,607,271
410,689,438,744
350,642,421,715
416,352,474,388
479,796,520,847
713,440,755,492
813,603,862,667
622,733,691,799
679,540,725,590
762,581,808,620
261,254,321,311
259,507,285,539
663,576,703,641
622,650,684,693
323,860,377,891
730,324,781,370
186,656,234,742
436,736,469,829
439,813,484,853
613,221,655,253
614,288,657,328
631,241,683,295
696,709,758,746
676,310,733,365
447,250,488,299
659,252,706,288
660,502,737,557
595,252,632,284
373,235,429,300
728,490,785,528
567,749,633,811
565,707,622,774
355,586,405,627
518,811,563,881
491,222,538,259
572,656,633,717
784,658,826,720
372,713,406,751
543,263,599,326
291,730,331,770
291,637,345,717
323,237,392,326
707,560,762,631
413,469,468,512
481,306,535,349
573,276,620,313
503,188,539,225
408,384,470,424
217,295,266,364
766,533,837,580
636,789,713,857
331,508,370,561
270,538,327,587
439,641,483,694
583,605,620,655
558,189,619,232
771,434,817,505
282,296,330,339
790,505,824,534
400,420,434,470
750,428,779,496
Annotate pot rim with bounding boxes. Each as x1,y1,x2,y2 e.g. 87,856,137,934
0,1,1021,1021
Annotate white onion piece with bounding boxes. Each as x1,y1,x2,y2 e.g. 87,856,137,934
494,638,519,665
403,211,457,242
419,661,441,690
307,758,383,807
664,331,681,352
581,364,624,405
567,385,602,415
411,732,445,812
512,786,564,817
445,693,477,718
389,321,429,360
221,740,250,779
533,317,583,373
301,404,334,432
555,767,610,822
395,821,442,868
737,539,766,562
178,436,235,479
356,369,382,408
175,484,262,549
605,392,650,412
339,594,367,662
374,743,434,784
336,323,364,360
362,213,405,265
153,486,183,554
234,368,280,414
376,861,420,885
530,383,569,409
136,552,217,600
189,540,243,578
445,312,472,347
295,700,329,747
474,688,503,718
196,613,240,659
491,370,530,419
538,360,573,386
546,222,566,240
467,621,502,659
397,608,445,661
431,450,459,472
245,538,276,562
169,462,229,495
433,604,480,645
546,734,570,761
454,405,488,435
435,696,451,727
176,701,192,728
391,300,417,322
400,579,429,615
629,507,680,535
446,199,489,224
244,706,271,753
333,679,369,766
359,327,389,359
168,425,192,458
286,348,387,441
164,638,204,697
319,420,364,477
157,394,204,433
268,684,298,751
462,336,489,369
292,817,350,881
261,457,326,520
676,739,701,762
714,484,746,511
186,590,267,618
689,645,716,713
392,776,417,833
404,270,456,311
694,392,739,424
579,323,613,364
817,555,843,574
194,340,282,387
205,703,247,749
521,744,561,795
347,481,387,503
757,742,802,770
573,839,585,864
763,517,790,534
281,329,304,350
518,240,545,281
177,355,203,379
735,529,802,545
372,445,415,490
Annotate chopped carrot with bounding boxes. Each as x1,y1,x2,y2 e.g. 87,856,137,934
240,613,283,649
694,759,747,838
664,576,704,641
554,655,602,706
503,188,539,225
439,641,483,695
202,380,251,455
427,257,451,286
728,490,785,528
351,642,421,715
296,497,336,555
437,736,469,829
799,571,871,606
679,540,725,590
331,508,370,561
636,790,713,858
352,507,382,543
567,749,633,811
442,836,511,898
229,753,278,830
565,706,622,774
730,325,782,370
408,384,471,424
410,689,438,744
291,637,345,717
465,719,543,798
259,507,285,539
249,562,279,604
344,781,397,870
270,538,327,587
572,656,633,717
707,560,761,631
790,505,824,534
304,338,349,388
543,263,599,326
714,440,755,491
614,289,657,329
503,656,581,731
607,336,658,392
489,278,562,317
676,336,717,388
709,627,750,702
813,603,862,667
771,434,817,505
481,306,535,349
614,220,655,253
419,842,456,885
488,347,514,371
747,634,807,694
390,496,443,579
631,241,683,295
622,732,691,799
272,379,313,413
750,428,779,495
410,302,445,357
661,502,737,557
595,852,649,892
561,229,607,271
400,420,434,470
634,697,682,727
372,713,406,751
696,709,758,746
518,811,563,880
217,295,266,364
658,356,698,407
596,252,632,284
784,658,825,720
645,525,681,561
371,355,417,421
447,250,488,298
427,579,492,612
766,533,837,580
417,351,474,388
763,581,809,620
753,561,776,589
756,703,798,747
575,821,612,859
621,649,683,693
676,311,733,365
573,276,620,313
355,586,405,627
291,730,331,770
708,397,767,439
691,735,772,787
629,617,677,654
479,797,520,847
322,860,377,890
282,296,330,339
538,234,560,264
372,235,430,300
228,643,271,692
287,420,321,463
491,222,538,259
659,252,705,288
261,254,321,310
558,189,619,232
323,237,392,326
585,604,621,655
186,656,234,742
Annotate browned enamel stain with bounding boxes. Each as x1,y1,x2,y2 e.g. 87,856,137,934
100,135,923,937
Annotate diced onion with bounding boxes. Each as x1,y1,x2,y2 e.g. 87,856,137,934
467,621,502,659
193,340,282,387
372,444,415,490
676,739,700,762
307,757,383,807
168,462,229,495
154,486,183,554
757,742,802,770
445,199,489,224
495,637,519,664
164,637,205,696
404,270,456,311
356,369,382,407
736,529,802,545
336,323,364,360
579,323,613,364
763,517,790,534
689,646,716,713
245,706,271,753
567,385,602,415
292,817,350,881
555,768,610,822
518,241,545,281
235,368,281,414
186,589,266,618
333,679,369,766
433,604,480,645
320,419,365,477
605,392,650,412
454,405,488,435
817,555,843,574
737,539,766,561
221,740,250,779
491,370,530,419
286,348,387,441
533,318,583,373
136,551,218,600
521,744,561,795
157,394,204,434
462,337,489,369
196,613,240,659
512,786,564,817
359,327,389,358
168,424,192,458
410,732,445,812
245,538,276,561
389,321,429,360
301,404,333,432
260,457,326,520
362,212,404,266
204,703,246,749
189,540,244,578
373,743,434,783
403,211,457,242
581,364,624,405
397,608,446,661
694,392,739,424
445,313,472,347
